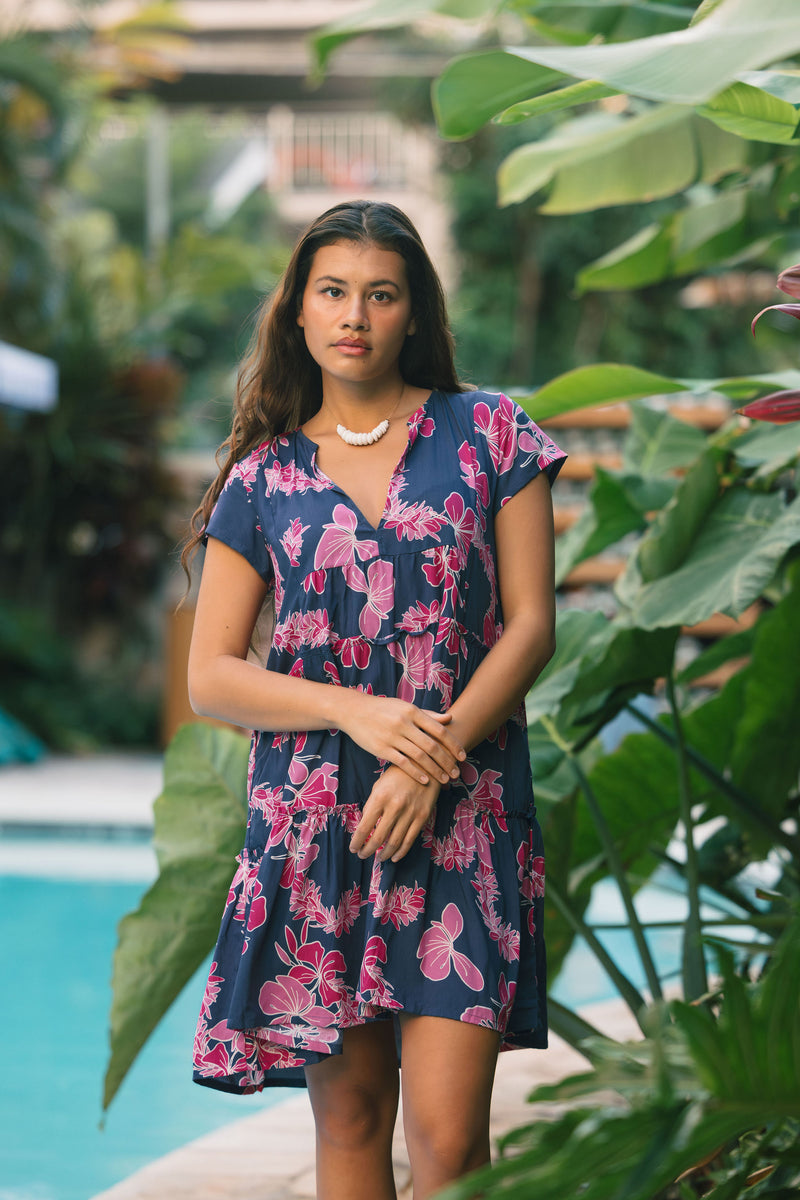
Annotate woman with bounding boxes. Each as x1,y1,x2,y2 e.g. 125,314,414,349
185,199,565,1200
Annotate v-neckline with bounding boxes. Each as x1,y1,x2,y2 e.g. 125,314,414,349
297,391,436,533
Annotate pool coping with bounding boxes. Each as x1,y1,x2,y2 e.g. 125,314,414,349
88,998,642,1200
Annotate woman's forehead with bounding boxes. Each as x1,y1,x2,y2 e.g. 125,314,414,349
308,240,408,286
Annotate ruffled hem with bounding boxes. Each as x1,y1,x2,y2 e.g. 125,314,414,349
192,794,547,1094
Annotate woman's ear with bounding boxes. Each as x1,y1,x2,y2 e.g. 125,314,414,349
407,315,416,336
297,308,305,328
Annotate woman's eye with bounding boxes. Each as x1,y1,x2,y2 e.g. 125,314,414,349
372,291,391,302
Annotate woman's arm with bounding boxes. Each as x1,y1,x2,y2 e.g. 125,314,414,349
349,471,556,861
188,537,466,787
445,470,557,752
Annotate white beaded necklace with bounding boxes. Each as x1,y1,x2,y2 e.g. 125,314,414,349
334,385,405,447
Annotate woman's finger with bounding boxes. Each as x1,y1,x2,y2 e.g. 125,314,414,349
378,814,414,862
390,820,423,863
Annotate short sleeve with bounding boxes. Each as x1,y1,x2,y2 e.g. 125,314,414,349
205,462,274,585
474,393,567,516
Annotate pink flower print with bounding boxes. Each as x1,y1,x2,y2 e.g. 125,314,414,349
461,764,506,823
333,635,371,670
264,461,330,497
421,546,461,594
287,762,339,809
198,961,224,1020
383,497,447,541
358,935,399,1008
428,660,454,706
291,942,348,1007
246,880,267,931
278,829,321,890
396,599,440,633
323,659,341,685
304,568,327,595
460,1004,495,1029
314,503,379,569
517,840,545,903
227,453,261,493
458,441,490,511
350,559,394,639
517,424,563,474
496,973,516,1034
280,517,310,566
474,395,518,474
444,492,477,557
386,630,434,702
258,974,337,1030
418,903,484,991
407,407,435,439
370,882,426,930
429,831,472,873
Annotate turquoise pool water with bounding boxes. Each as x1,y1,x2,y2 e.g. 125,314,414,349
0,837,291,1200
0,832,702,1200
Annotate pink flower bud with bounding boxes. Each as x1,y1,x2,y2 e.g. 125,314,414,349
777,263,800,299
751,303,800,336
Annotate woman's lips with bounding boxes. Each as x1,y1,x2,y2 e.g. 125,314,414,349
335,340,370,356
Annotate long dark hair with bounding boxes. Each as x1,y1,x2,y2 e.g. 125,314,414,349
182,199,467,579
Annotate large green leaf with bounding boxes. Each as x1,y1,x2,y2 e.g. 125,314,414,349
518,362,687,421
698,71,800,143
498,106,746,211
623,404,708,476
728,569,800,820
432,51,566,140
495,79,618,126
621,488,800,628
103,723,249,1110
555,467,675,585
730,418,800,476
578,189,750,291
507,0,800,107
311,0,500,75
523,1,696,44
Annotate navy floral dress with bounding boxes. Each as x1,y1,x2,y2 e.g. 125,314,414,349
192,389,566,1093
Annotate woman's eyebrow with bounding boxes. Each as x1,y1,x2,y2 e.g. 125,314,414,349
314,274,400,289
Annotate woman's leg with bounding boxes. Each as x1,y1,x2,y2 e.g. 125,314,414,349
399,1015,500,1200
304,1019,401,1200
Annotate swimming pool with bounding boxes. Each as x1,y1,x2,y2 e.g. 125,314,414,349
0,835,292,1200
0,831,697,1200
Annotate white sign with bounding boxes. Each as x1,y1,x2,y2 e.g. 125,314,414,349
0,341,58,412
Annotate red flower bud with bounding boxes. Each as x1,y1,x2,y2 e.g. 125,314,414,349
736,390,800,424
751,303,800,336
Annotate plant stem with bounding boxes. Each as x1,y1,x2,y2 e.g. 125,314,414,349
625,702,800,857
666,676,708,1001
547,879,648,1031
568,753,664,1002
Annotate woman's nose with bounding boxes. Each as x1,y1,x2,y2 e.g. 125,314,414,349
341,296,369,329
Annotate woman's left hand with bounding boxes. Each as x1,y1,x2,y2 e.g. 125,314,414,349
350,766,442,863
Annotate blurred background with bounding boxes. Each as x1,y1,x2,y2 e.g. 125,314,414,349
2,4,799,1200
1,0,791,758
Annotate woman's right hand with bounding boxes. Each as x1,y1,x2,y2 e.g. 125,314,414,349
339,692,466,786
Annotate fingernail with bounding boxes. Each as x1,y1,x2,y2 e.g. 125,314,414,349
450,768,459,778
458,750,466,760
441,773,449,784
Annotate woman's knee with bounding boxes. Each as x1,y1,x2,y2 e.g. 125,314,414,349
311,1079,398,1151
404,1113,490,1179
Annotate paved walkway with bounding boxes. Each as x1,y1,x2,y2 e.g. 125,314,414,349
90,998,639,1200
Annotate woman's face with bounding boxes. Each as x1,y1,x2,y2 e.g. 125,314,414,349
297,240,416,390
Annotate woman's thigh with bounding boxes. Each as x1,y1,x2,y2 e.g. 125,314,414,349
399,1014,500,1155
304,1019,401,1140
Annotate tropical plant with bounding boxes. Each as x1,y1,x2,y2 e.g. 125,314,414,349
439,908,800,1199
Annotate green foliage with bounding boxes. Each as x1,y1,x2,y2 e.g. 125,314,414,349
439,913,800,1200
103,723,250,1111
